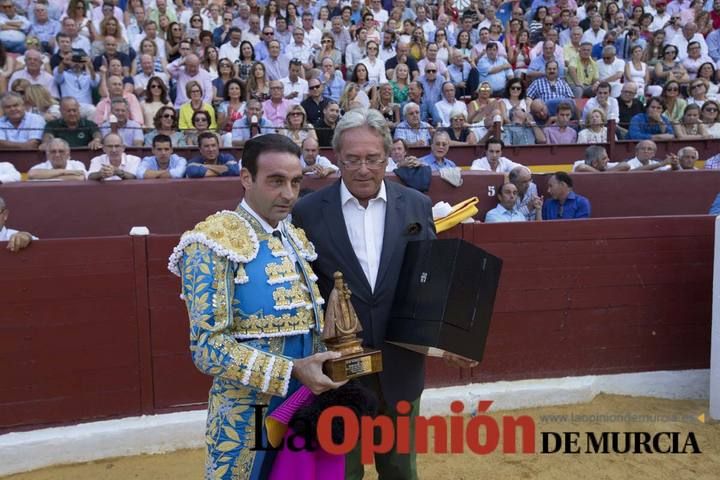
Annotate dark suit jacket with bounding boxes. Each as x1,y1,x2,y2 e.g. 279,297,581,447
292,179,436,406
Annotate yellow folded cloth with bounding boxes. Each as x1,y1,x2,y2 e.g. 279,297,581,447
434,197,479,233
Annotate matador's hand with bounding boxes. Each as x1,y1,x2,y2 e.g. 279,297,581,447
292,351,348,394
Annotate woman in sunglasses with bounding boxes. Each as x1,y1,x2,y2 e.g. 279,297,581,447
314,33,341,69
660,80,686,124
144,105,187,147
653,45,689,91
700,100,720,138
141,76,173,127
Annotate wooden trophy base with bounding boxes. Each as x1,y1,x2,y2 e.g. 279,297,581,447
323,348,383,382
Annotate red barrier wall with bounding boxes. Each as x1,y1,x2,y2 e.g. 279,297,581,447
3,171,719,240
0,215,713,431
0,237,142,431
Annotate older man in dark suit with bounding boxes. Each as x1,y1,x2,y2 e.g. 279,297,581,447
293,109,475,479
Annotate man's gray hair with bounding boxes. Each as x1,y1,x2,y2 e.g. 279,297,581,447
584,145,607,165
46,137,70,153
602,45,616,56
678,146,698,157
402,101,419,117
1,92,23,107
332,108,392,154
635,139,656,152
110,97,129,108
508,165,531,183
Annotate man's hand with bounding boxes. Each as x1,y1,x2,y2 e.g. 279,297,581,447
442,351,479,368
665,153,679,170
7,232,32,252
292,351,348,394
531,195,544,210
100,164,115,178
88,138,102,150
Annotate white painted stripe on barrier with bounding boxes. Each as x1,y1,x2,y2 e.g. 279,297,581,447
710,215,720,420
0,369,709,476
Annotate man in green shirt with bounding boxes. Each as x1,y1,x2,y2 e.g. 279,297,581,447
42,97,102,149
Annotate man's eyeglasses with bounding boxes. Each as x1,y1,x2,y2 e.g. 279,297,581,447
426,69,436,73
264,31,274,35
309,84,321,90
341,158,386,170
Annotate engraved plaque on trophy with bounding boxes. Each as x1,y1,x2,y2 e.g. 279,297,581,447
322,272,383,382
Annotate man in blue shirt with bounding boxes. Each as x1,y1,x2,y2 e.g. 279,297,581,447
53,52,98,108
628,97,675,141
137,134,187,179
186,132,240,178
477,42,513,95
0,92,45,149
485,182,532,223
542,171,591,220
419,130,457,172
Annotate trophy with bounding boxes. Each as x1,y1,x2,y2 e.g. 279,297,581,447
322,272,383,382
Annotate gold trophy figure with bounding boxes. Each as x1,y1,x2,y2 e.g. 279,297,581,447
322,272,383,381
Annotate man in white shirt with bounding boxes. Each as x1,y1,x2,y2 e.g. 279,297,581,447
300,137,338,177
0,162,20,183
582,82,619,124
434,82,467,127
300,12,322,49
286,29,314,72
596,47,625,97
27,138,87,181
625,140,673,170
581,14,606,46
87,133,141,181
369,0,388,27
648,0,672,32
345,27,368,73
218,28,242,64
470,138,523,173
280,59,309,105
0,196,35,252
671,22,709,61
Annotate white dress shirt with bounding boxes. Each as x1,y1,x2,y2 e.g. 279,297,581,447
340,179,386,291
30,159,88,178
88,154,142,180
0,226,38,241
0,162,21,183
470,156,522,173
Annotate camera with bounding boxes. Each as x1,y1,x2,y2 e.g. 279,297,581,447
70,48,87,63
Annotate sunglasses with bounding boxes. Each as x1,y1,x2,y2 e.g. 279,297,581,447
309,84,321,90
289,112,303,116
426,69,436,73
666,87,679,92
704,107,718,112
510,86,521,90
162,113,175,119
